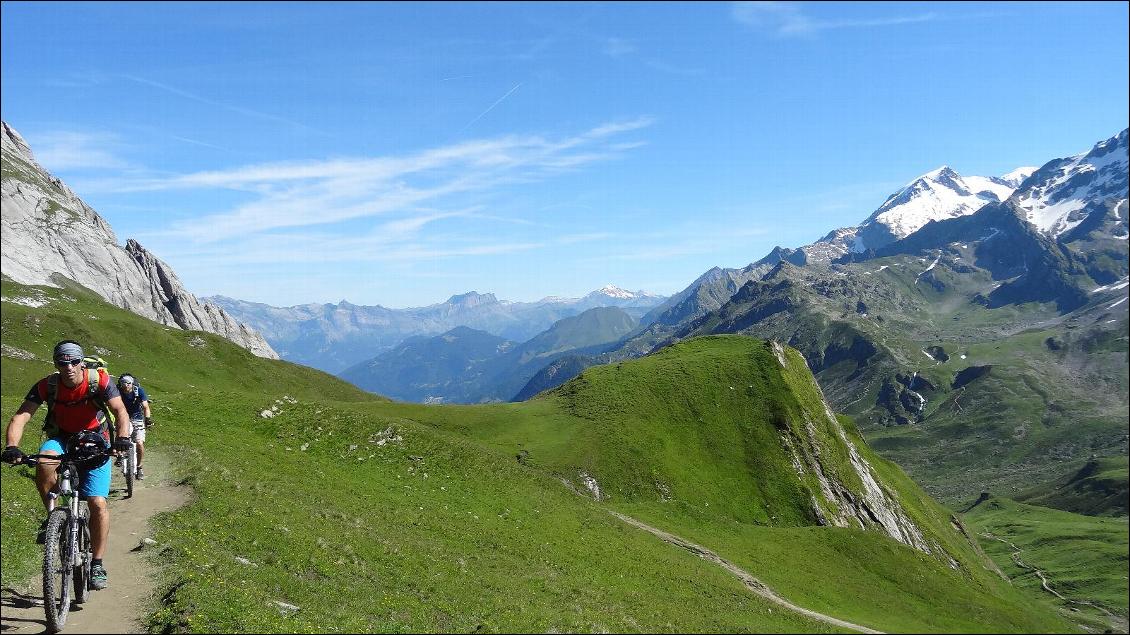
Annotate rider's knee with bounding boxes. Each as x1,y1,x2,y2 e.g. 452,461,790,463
35,458,60,486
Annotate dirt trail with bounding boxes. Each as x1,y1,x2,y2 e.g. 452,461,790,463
607,510,884,634
980,531,1129,634
1,450,190,634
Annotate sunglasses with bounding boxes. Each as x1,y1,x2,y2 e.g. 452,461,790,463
55,359,83,367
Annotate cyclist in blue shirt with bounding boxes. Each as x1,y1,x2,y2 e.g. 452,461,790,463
116,374,152,480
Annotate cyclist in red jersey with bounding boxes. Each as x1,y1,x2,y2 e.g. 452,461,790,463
3,340,132,590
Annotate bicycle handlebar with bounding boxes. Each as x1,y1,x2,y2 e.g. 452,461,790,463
11,448,116,467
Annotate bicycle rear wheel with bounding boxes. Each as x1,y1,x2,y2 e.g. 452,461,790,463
123,444,135,498
42,507,72,633
73,504,91,604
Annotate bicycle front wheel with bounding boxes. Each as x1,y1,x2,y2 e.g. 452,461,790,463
42,507,73,633
73,504,91,604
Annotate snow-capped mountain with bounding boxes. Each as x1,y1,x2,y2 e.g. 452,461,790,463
590,284,642,300
580,284,663,304
853,165,1037,253
1011,129,1129,237
532,285,664,312
788,165,1037,264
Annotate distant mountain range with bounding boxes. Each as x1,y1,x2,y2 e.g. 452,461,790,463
207,285,664,373
338,306,637,403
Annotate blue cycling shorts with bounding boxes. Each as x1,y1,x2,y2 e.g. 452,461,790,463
39,437,111,499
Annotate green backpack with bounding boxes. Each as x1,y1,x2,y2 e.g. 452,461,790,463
42,367,115,439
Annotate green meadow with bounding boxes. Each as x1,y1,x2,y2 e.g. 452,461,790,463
963,495,1129,629
0,278,1086,632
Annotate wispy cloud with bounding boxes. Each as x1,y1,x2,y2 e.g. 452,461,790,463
459,82,523,133
29,131,132,172
103,118,654,246
557,232,616,245
120,74,320,133
733,2,938,37
170,135,232,152
602,37,636,57
154,226,545,270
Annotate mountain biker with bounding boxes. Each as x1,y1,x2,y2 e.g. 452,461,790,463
116,374,152,479
2,340,132,591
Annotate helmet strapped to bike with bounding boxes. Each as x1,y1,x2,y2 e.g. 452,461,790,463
65,430,110,470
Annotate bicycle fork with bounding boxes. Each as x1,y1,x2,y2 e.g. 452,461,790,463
51,470,83,583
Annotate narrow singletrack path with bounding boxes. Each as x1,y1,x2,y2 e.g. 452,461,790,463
980,531,1129,633
608,510,885,634
1,450,190,634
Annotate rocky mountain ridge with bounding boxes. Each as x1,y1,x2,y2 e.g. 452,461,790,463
0,121,277,359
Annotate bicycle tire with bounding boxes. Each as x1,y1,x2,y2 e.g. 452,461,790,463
42,507,72,633
73,505,91,604
124,445,135,498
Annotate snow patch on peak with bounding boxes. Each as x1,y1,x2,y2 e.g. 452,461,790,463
1001,166,1038,187
923,165,959,181
1012,130,1129,237
865,165,1013,240
592,284,636,299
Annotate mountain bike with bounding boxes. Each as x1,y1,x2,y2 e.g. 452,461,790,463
17,443,112,633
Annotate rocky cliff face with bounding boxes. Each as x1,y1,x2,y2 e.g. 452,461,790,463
1,121,278,359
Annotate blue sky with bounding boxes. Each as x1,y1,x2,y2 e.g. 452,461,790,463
2,2,1127,308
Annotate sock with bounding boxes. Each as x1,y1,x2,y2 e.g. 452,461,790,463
92,559,103,568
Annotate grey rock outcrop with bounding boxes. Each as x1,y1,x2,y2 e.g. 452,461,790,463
1,121,278,359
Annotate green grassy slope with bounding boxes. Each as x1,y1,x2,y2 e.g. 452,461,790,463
1,279,1078,633
395,336,1080,632
673,257,1128,508
963,495,1129,626
1014,456,1129,517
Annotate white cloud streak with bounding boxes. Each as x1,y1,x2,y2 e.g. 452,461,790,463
733,2,938,37
459,82,523,133
109,119,654,253
170,135,232,152
29,131,132,171
121,74,320,132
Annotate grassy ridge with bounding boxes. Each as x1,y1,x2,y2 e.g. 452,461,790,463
672,257,1128,509
398,336,1077,632
1,279,1079,632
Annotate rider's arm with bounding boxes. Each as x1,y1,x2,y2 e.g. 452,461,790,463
5,401,40,447
142,399,151,419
